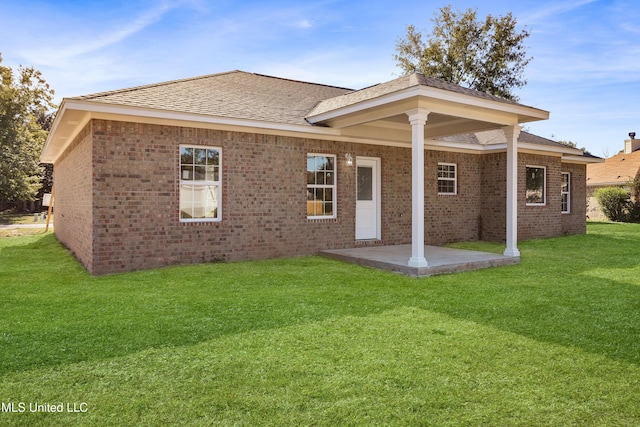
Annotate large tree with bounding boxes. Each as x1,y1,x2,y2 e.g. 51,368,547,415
394,6,531,101
0,53,55,207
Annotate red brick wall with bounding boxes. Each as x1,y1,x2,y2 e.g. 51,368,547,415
89,121,361,274
91,121,179,273
426,151,482,244
53,123,94,272
562,163,587,234
480,153,507,241
480,153,585,241
52,119,588,274
518,153,563,240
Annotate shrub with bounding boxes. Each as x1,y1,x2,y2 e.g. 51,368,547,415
594,187,631,222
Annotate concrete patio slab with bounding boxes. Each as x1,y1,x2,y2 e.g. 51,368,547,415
319,244,519,277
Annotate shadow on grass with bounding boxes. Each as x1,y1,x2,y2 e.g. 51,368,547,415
0,214,24,225
0,213,49,225
1,225,639,375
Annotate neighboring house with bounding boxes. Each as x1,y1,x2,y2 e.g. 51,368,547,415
587,134,640,220
41,71,599,275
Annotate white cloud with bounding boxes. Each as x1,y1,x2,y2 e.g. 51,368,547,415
22,0,186,66
294,19,314,29
521,0,599,24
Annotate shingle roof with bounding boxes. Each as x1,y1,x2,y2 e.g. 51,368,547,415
306,73,523,118
587,149,640,185
437,129,572,149
74,70,352,126
70,70,565,154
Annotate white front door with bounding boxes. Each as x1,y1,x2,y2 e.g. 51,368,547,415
356,157,381,240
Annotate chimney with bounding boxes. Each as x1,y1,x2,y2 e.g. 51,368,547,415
624,132,640,153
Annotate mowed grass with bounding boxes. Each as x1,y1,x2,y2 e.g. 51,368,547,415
0,223,639,426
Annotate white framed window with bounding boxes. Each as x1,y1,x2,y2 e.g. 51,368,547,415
561,172,570,213
179,145,221,222
526,165,546,206
307,154,336,219
438,163,457,195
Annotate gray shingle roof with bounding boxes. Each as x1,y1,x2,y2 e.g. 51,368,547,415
437,129,579,151
306,73,522,118
71,70,573,154
74,70,352,126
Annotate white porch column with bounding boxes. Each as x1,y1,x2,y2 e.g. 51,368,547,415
503,125,521,257
406,108,430,268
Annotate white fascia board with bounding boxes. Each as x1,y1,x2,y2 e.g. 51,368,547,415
518,142,584,156
42,99,564,164
414,86,549,121
41,100,346,163
306,87,420,123
66,100,342,136
424,140,595,157
306,85,549,124
562,154,604,164
424,139,501,153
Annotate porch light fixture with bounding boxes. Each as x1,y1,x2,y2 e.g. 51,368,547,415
345,153,353,166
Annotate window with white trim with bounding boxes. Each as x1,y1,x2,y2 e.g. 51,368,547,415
179,145,221,221
526,165,546,206
561,172,570,213
307,154,336,218
438,163,457,195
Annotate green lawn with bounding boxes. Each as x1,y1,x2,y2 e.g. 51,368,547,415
0,223,639,426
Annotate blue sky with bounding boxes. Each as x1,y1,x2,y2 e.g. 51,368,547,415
1,0,639,157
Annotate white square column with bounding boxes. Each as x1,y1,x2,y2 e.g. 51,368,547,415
503,125,521,257
406,108,430,268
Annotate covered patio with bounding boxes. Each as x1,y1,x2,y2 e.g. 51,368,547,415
306,73,550,270
319,245,519,277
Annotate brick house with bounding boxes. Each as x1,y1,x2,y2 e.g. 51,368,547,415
41,71,599,275
587,134,640,220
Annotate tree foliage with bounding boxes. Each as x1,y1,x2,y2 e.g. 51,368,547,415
0,53,55,204
556,139,592,155
394,6,531,101
594,187,631,222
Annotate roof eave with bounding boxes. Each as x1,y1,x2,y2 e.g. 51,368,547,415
562,154,605,164
40,99,77,164
305,84,549,126
518,142,589,157
40,99,347,164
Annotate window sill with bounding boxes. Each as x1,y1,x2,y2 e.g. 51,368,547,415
307,217,339,223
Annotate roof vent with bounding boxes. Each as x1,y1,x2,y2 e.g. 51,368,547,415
630,132,636,139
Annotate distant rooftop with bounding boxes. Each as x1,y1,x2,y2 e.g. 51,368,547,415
588,143,640,186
